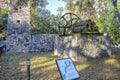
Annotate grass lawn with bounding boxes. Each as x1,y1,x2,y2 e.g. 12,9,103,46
0,51,120,80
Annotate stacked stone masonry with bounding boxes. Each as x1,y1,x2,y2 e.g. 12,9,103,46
54,34,112,61
29,34,55,53
7,33,56,53
7,1,31,53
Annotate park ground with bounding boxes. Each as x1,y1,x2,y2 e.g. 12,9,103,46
0,48,120,80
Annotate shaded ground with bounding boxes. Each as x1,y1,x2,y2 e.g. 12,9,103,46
0,51,120,80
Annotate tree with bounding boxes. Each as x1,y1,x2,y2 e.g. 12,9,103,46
30,0,59,34
57,7,64,15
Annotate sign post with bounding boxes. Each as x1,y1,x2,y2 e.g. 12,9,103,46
26,59,31,80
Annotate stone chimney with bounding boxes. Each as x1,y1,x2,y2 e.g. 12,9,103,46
7,0,31,53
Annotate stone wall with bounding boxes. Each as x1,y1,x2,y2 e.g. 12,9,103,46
7,33,56,53
7,25,31,53
54,34,112,61
29,34,55,53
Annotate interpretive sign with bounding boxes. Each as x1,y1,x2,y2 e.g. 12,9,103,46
56,58,80,80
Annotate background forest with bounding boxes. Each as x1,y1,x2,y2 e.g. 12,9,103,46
0,0,120,44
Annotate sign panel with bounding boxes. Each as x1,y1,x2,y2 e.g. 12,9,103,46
56,58,80,80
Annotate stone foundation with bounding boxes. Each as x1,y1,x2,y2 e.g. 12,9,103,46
54,34,112,61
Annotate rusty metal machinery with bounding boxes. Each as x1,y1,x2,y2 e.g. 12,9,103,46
58,13,99,36
58,13,79,36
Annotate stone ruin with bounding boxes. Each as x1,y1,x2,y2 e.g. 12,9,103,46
7,0,55,53
55,13,113,61
6,1,113,61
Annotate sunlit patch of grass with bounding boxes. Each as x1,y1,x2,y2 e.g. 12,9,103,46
104,58,120,68
20,57,56,73
76,63,89,71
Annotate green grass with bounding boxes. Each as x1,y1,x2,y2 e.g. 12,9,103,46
0,52,120,80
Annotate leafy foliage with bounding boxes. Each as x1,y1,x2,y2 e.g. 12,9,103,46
30,0,59,34
0,5,8,40
16,0,30,7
